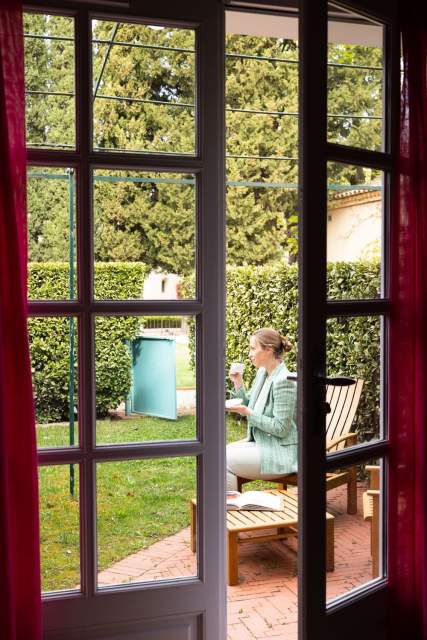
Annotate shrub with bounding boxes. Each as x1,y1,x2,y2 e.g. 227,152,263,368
29,262,148,422
185,260,381,438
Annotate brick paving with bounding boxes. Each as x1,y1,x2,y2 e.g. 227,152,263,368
99,483,372,639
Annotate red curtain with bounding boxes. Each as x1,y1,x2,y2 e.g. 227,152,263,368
389,7,427,639
0,1,41,638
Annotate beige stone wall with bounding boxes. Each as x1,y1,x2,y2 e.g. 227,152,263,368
327,193,382,262
143,271,180,300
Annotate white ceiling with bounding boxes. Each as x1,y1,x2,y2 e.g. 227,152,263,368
225,10,383,47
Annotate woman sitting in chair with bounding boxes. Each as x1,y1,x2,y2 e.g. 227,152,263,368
226,327,298,492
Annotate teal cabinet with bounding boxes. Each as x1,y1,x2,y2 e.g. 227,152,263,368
127,336,177,420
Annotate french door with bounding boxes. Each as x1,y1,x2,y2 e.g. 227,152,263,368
25,0,399,637
298,0,399,639
27,1,226,638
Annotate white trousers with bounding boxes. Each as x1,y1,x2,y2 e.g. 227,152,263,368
226,440,286,491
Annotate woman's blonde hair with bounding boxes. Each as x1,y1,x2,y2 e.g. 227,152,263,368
251,327,292,358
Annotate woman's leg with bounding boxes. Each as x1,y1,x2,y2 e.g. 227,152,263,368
226,441,285,491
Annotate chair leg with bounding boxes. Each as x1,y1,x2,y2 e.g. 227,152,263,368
236,476,244,492
326,516,334,572
190,501,196,553
371,494,380,578
347,466,358,515
227,531,239,586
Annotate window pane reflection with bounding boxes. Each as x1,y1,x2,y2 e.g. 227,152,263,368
326,458,383,603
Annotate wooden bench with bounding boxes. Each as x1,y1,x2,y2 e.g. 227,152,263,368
190,489,335,585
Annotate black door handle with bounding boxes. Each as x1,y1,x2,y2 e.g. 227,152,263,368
286,374,355,387
317,376,355,386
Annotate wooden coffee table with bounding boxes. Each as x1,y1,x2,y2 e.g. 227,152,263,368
190,489,334,586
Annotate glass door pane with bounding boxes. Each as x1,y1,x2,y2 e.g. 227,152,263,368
24,13,76,149
92,20,196,155
327,6,385,151
326,458,384,603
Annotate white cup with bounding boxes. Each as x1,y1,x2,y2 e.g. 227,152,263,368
229,362,245,375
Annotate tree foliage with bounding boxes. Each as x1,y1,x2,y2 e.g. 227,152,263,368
24,14,75,148
184,260,381,440
29,263,147,422
24,15,383,271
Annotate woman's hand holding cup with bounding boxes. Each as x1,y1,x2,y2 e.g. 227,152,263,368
229,362,244,389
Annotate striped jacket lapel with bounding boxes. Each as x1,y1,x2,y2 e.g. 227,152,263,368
249,362,286,414
248,369,267,409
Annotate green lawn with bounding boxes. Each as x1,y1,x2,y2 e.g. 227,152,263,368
37,414,198,449
175,341,195,388
38,415,246,592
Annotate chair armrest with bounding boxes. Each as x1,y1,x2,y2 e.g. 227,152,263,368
366,465,380,490
367,489,380,496
326,432,357,451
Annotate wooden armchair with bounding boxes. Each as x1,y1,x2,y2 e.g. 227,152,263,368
236,379,364,515
362,465,380,578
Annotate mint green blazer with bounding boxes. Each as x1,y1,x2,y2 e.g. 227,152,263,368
231,362,298,476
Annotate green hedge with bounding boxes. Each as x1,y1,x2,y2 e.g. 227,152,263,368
29,259,381,436
29,262,148,422
186,260,381,439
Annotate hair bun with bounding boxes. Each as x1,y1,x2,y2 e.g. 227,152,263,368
252,327,292,358
280,334,292,353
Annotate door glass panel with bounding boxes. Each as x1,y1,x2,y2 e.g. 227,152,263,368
28,167,77,301
226,27,299,266
326,458,383,603
92,20,196,155
96,456,197,587
29,317,79,449
93,169,196,300
225,171,298,266
24,13,75,149
39,464,80,592
327,5,384,151
326,316,382,448
327,163,383,300
95,315,196,444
